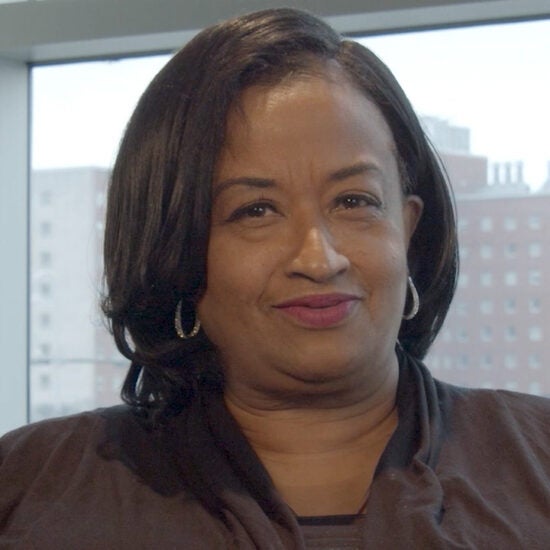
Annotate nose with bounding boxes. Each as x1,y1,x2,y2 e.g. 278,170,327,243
286,223,350,283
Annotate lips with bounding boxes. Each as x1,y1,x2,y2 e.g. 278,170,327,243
273,293,360,328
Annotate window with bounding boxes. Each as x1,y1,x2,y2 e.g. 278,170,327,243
480,217,493,232
480,355,492,370
529,326,543,342
481,326,492,342
528,270,541,286
480,272,492,287
505,243,517,259
504,217,517,231
30,55,171,422
505,326,517,342
39,251,52,267
480,300,493,315
7,10,545,430
528,354,541,370
504,298,516,314
40,221,52,236
528,215,541,230
529,298,541,314
528,242,542,258
504,272,518,286
39,281,51,297
39,313,51,328
504,355,517,370
480,245,492,259
458,273,469,288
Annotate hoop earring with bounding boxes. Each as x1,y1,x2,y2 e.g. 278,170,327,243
403,276,420,321
174,300,201,339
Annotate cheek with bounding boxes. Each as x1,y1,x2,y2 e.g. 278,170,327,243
198,236,276,320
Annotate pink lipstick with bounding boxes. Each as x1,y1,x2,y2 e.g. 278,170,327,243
274,293,359,328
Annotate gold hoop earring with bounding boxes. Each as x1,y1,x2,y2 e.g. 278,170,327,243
403,276,420,321
174,300,201,339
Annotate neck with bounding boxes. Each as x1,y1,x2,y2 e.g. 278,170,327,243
224,361,399,516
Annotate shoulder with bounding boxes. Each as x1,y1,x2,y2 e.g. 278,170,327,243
0,405,132,461
1,409,101,463
436,379,550,426
434,379,550,458
0,406,137,502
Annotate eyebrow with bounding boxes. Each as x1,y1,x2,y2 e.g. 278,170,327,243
328,162,383,182
213,177,275,200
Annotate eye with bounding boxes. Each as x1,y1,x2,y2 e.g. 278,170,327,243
226,201,278,222
333,193,381,211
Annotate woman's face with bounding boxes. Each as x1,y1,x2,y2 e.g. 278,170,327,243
197,68,422,403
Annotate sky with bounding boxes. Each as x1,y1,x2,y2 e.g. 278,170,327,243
32,19,550,189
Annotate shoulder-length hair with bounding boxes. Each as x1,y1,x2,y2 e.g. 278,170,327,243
102,8,458,420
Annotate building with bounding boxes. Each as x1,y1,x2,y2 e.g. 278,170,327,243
30,167,126,421
425,118,550,396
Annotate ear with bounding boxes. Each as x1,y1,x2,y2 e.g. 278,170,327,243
402,194,423,247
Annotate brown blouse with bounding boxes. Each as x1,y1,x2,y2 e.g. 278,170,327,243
1,356,549,548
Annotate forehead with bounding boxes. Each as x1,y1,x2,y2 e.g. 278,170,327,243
216,67,398,181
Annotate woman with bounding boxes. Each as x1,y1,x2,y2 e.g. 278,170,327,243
1,8,549,548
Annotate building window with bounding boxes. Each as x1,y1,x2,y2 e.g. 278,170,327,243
505,326,517,341
528,242,542,258
39,312,51,327
481,326,492,342
504,298,516,314
39,281,51,297
504,354,517,370
504,272,518,286
39,343,51,357
504,243,517,259
504,217,517,231
40,190,52,206
480,300,493,315
457,273,469,288
528,215,541,230
528,298,541,314
480,272,493,287
528,354,541,369
528,270,541,286
528,382,541,395
480,355,492,369
528,326,543,342
480,244,493,259
480,217,493,232
39,373,51,390
40,221,52,236
39,251,52,267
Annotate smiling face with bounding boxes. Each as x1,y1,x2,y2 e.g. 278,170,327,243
197,66,422,406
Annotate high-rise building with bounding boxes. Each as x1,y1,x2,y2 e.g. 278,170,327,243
426,119,549,396
30,167,125,421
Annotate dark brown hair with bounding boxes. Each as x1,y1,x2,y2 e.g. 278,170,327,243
102,8,458,420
